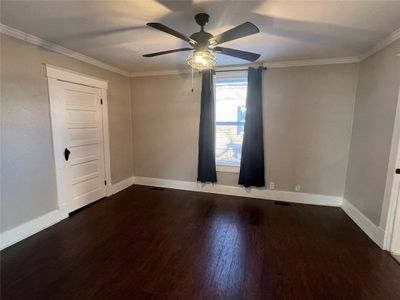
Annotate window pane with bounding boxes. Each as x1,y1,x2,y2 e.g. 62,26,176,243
215,77,247,167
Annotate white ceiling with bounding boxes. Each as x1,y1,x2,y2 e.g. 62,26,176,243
2,0,400,73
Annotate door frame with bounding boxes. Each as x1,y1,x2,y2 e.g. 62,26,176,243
382,85,400,252
46,64,112,217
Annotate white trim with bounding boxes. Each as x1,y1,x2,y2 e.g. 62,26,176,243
129,68,192,77
359,27,400,61
129,64,262,77
0,174,135,250
216,165,240,173
2,23,399,78
100,89,112,197
133,176,343,207
391,203,400,254
129,57,360,77
265,56,359,69
0,210,68,250
342,199,385,248
111,176,135,194
0,23,130,76
382,86,400,251
46,65,111,215
46,64,108,89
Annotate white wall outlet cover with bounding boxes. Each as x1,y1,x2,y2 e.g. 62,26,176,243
295,185,301,192
269,182,275,190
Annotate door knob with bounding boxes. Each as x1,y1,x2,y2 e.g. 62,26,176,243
396,169,400,174
64,148,71,161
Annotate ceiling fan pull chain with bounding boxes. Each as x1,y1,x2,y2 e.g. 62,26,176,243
191,63,194,92
209,68,212,91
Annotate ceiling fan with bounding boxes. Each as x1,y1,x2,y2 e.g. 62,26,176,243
143,13,261,70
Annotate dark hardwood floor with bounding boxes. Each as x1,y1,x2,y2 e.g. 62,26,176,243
2,185,400,299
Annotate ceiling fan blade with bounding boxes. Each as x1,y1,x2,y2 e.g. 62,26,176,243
147,23,196,45
143,48,193,57
213,47,260,62
211,22,259,45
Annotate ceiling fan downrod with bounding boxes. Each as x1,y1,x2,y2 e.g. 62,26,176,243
195,13,210,32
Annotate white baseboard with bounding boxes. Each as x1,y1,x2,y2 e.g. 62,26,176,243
342,199,385,248
0,210,67,250
111,176,135,194
0,179,384,251
133,176,343,207
0,177,135,250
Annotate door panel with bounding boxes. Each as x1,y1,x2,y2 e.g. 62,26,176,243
67,110,97,124
69,128,98,143
65,90,97,106
60,81,106,212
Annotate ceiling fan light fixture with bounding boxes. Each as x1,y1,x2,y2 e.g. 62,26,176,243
143,14,261,67
187,50,216,70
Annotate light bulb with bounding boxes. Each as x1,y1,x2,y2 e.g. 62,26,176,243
194,53,205,63
186,50,216,70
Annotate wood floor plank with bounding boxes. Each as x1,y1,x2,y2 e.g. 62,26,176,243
1,185,400,299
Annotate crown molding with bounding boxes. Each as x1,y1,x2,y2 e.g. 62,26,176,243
264,56,359,69
129,57,360,77
129,63,266,77
0,23,130,76
129,68,192,77
1,22,399,78
359,27,400,61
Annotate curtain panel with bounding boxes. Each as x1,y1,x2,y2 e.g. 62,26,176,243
239,67,265,187
197,70,217,183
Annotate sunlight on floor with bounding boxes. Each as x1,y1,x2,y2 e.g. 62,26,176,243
207,214,245,297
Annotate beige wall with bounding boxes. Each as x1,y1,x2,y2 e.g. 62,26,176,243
1,34,133,231
131,63,359,197
4,27,397,234
344,39,400,226
131,74,202,181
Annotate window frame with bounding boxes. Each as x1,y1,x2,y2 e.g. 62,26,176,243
214,70,248,173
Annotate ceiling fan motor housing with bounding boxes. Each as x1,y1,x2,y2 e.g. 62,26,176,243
190,31,213,50
195,13,210,27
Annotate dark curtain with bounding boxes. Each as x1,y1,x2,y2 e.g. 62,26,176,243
239,67,265,187
197,70,217,183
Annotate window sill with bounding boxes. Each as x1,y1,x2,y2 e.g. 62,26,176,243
216,165,240,173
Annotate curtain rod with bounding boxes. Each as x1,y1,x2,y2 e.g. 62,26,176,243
215,67,267,73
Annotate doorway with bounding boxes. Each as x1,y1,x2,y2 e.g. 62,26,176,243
46,65,111,215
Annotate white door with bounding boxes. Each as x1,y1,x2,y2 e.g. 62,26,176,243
391,170,400,256
59,81,107,212
388,86,400,257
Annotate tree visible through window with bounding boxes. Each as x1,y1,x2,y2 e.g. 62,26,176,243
215,76,247,167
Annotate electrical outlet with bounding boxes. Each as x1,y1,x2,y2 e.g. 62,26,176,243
269,182,275,190
295,184,301,192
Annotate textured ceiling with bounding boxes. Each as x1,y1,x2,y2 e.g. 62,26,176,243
2,0,400,73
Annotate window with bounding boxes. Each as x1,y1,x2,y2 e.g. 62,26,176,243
215,73,247,171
